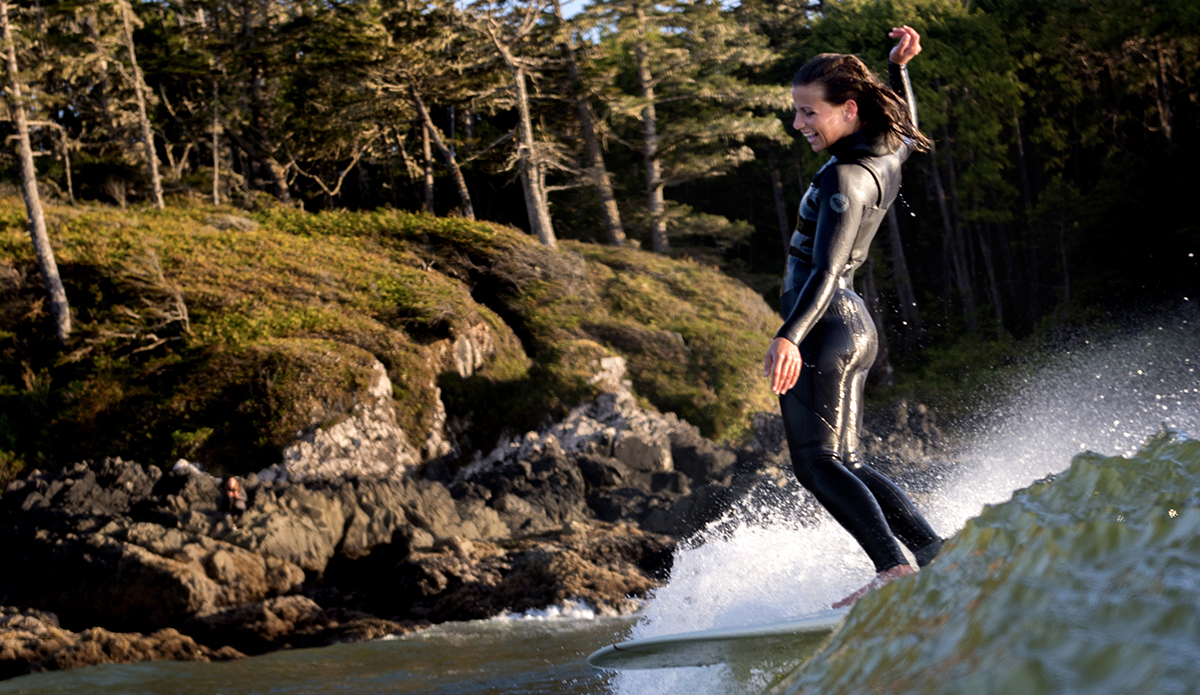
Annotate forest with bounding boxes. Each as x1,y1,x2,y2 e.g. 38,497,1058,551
3,0,1199,380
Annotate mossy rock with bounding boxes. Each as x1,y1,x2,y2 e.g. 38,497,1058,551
0,196,776,474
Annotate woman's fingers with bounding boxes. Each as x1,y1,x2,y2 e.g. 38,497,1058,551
782,355,800,393
889,26,922,63
771,354,785,394
766,338,802,394
907,27,922,56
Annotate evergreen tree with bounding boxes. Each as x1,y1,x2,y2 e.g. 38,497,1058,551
588,0,789,253
462,0,558,248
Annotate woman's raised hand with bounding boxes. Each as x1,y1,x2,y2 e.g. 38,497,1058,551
888,25,922,65
764,337,802,395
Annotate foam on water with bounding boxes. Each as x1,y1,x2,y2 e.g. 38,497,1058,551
613,307,1200,695
491,599,601,622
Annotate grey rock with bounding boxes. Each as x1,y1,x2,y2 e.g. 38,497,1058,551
272,360,420,483
614,432,672,473
1,458,161,517
185,595,422,655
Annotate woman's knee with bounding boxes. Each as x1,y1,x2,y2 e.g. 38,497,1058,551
789,446,842,489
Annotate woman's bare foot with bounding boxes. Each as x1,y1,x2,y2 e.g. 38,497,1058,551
833,564,916,609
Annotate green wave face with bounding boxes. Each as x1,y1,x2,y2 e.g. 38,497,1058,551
771,429,1200,695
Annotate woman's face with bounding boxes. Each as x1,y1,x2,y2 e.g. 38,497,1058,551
792,83,860,153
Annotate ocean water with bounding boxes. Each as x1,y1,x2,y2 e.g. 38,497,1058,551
3,310,1197,694
0,607,632,695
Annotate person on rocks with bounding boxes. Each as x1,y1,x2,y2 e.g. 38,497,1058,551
763,26,944,608
221,476,247,529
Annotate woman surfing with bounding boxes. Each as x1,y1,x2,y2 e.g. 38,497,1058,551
764,26,943,609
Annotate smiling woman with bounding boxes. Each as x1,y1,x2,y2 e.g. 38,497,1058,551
763,26,940,610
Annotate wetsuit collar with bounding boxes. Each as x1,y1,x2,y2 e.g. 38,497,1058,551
828,129,891,161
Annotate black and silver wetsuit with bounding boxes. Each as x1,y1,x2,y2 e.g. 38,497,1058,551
778,63,941,572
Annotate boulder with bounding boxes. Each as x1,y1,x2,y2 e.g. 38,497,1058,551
220,476,506,573
0,606,241,680
186,595,424,655
669,428,737,485
454,358,686,482
333,522,674,623
453,449,590,535
613,432,672,474
2,458,161,516
272,360,421,483
0,515,305,633
861,399,953,482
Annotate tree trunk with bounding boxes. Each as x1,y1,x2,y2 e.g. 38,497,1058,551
927,141,978,332
421,121,434,214
212,79,220,205
1058,214,1070,313
121,1,164,209
861,255,894,387
465,99,475,146
84,13,117,137
976,222,1005,338
995,220,1020,320
942,120,975,283
553,0,624,245
884,208,920,335
1154,39,1174,155
243,0,290,203
512,64,556,248
633,5,667,253
410,86,474,220
3,1,70,343
1011,109,1038,324
768,142,790,254
54,125,74,205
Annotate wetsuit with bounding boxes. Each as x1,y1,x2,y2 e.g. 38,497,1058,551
778,62,942,573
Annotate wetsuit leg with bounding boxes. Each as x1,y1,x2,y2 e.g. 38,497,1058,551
832,291,943,567
781,290,907,573
844,459,942,566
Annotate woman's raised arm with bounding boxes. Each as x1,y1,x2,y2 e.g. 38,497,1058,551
887,26,922,130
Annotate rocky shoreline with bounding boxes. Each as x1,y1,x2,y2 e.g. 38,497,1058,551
0,359,952,680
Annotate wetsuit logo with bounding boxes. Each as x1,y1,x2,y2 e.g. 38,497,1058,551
830,193,850,213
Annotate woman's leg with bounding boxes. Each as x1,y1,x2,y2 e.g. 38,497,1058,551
844,460,942,566
782,302,907,573
781,391,908,572
837,294,942,566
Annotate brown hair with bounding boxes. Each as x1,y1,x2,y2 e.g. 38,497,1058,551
793,53,931,153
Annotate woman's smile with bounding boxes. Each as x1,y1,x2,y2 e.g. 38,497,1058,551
792,83,860,152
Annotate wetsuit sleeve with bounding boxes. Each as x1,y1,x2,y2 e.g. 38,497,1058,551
889,61,917,162
889,61,917,130
775,165,869,345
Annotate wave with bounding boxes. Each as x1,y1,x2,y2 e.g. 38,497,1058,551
612,311,1200,695
771,428,1200,694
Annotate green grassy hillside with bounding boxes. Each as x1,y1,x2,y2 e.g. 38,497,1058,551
0,197,778,482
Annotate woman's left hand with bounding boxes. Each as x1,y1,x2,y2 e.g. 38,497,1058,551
764,337,802,395
888,25,922,65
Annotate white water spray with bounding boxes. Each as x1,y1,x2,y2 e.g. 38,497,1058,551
612,308,1200,695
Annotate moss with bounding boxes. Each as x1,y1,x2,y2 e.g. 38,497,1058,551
0,196,780,474
566,243,778,440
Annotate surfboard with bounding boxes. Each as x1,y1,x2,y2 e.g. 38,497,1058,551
586,607,849,670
